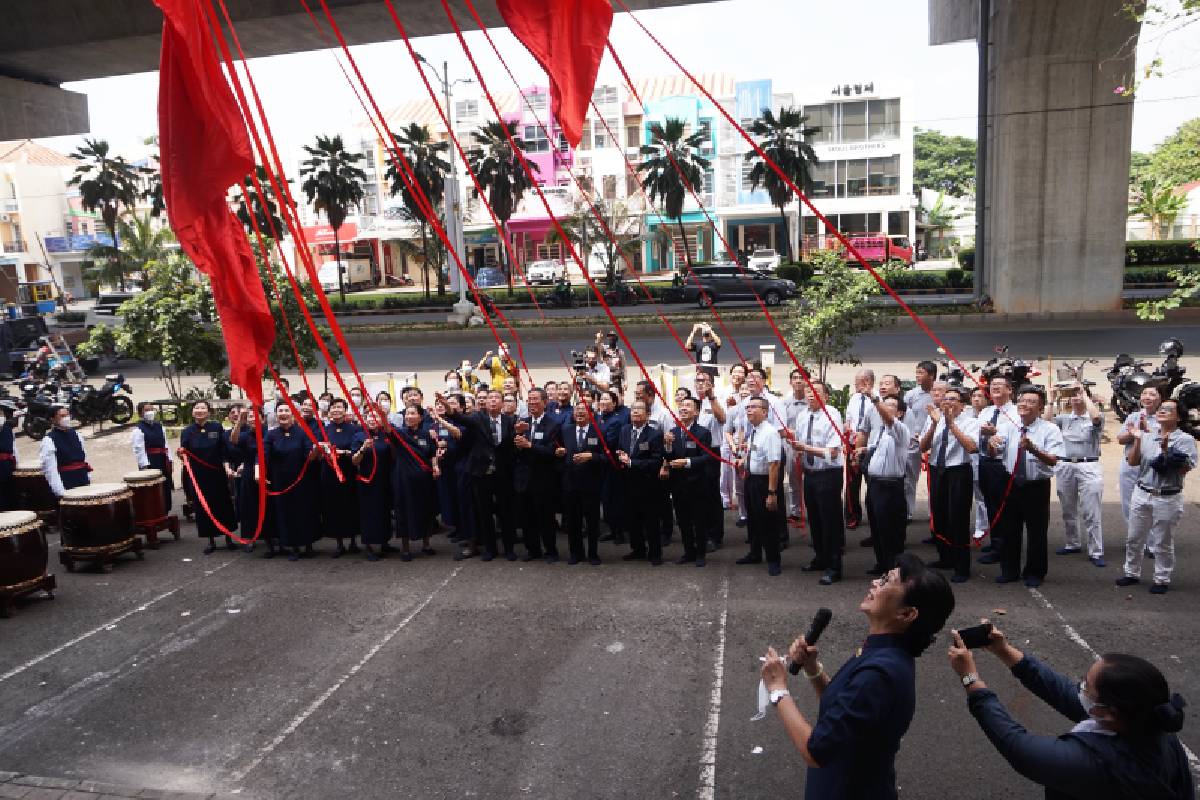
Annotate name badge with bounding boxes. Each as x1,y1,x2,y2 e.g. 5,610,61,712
418,439,429,446
207,431,219,440
685,442,696,450
439,428,449,437
587,437,598,446
533,432,544,440
638,442,650,452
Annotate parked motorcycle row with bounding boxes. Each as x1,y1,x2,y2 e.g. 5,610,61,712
3,373,134,440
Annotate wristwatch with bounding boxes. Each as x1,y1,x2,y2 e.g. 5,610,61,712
769,688,790,706
767,490,777,495
961,673,979,688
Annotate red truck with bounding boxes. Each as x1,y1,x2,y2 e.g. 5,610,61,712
843,233,914,266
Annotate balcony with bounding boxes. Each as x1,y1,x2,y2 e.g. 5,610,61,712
0,199,18,213
1,239,27,254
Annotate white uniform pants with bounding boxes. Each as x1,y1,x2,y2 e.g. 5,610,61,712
1055,461,1104,557
1120,461,1162,550
904,450,922,519
786,446,805,518
972,458,988,536
1123,488,1182,585
720,442,735,508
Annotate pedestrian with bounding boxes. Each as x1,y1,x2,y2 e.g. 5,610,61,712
596,389,630,545
431,394,462,539
264,378,290,428
967,385,991,540
860,394,909,573
948,623,1192,799
988,385,1064,587
719,363,748,511
132,401,174,514
513,388,562,562
477,344,515,391
693,371,727,550
902,360,937,520
351,407,393,561
41,404,92,498
685,322,722,376
228,405,277,557
1116,398,1197,594
920,386,980,583
263,403,321,561
782,368,808,527
664,394,714,566
760,554,955,800
1047,381,1106,567
790,381,845,584
729,367,787,530
617,400,665,565
179,400,238,554
1116,386,1162,520
374,390,394,419
454,389,516,561
976,375,1018,565
391,405,437,561
321,398,360,557
560,400,606,565
0,401,15,510
317,391,335,420
735,396,786,576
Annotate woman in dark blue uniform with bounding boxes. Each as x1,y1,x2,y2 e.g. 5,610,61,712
229,405,278,557
321,398,360,557
263,403,321,562
596,390,629,543
760,554,955,800
391,405,437,561
431,395,461,539
132,402,174,513
352,407,393,561
0,400,17,510
180,400,238,554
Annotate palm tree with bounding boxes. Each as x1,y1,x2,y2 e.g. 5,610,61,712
1129,179,1188,240
638,117,711,272
299,134,366,302
68,138,148,287
117,213,175,287
920,192,964,259
466,120,539,295
234,166,288,237
386,124,450,299
743,107,819,263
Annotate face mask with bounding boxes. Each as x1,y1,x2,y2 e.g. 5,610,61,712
143,410,156,423
446,380,459,391
1078,683,1099,717
57,415,72,428
319,401,330,414
379,401,392,412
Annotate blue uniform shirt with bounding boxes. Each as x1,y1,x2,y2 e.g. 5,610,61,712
805,633,916,800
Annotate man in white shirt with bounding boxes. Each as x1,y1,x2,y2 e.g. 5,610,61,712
976,375,1019,565
718,363,748,511
858,393,908,574
920,386,980,583
729,367,787,527
843,368,876,530
790,381,846,585
781,368,809,525
734,396,785,576
902,360,937,520
1046,381,1105,566
694,370,727,550
987,385,1065,588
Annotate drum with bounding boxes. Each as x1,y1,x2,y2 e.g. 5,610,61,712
13,463,57,515
0,511,47,590
124,469,166,528
59,483,135,551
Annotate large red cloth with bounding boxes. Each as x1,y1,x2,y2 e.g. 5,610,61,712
155,0,274,404
496,0,612,148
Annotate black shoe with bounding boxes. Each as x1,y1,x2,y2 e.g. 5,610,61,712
1115,576,1140,587
599,532,615,542
506,551,518,562
567,557,580,565
676,555,697,565
381,543,399,553
649,558,663,566
951,574,970,584
521,553,541,562
735,518,748,528
589,557,602,566
331,545,346,559
622,551,646,561
977,553,1001,565
453,550,475,561
800,561,823,573
421,547,436,556
1055,547,1081,556
243,544,255,554
203,544,216,555
225,538,239,551
768,562,782,577
545,555,559,564
1150,583,1169,595
347,543,361,554
400,552,413,562
696,558,706,567
920,537,935,545
818,571,841,585
1144,549,1155,559
927,560,952,569
735,554,762,565
995,574,1021,584
860,536,874,548
1023,576,1043,588
366,552,380,562
480,552,495,562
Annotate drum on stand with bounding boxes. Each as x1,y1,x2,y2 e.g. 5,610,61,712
58,482,142,573
13,463,58,519
0,510,55,617
123,469,180,549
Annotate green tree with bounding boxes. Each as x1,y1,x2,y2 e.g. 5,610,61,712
920,192,965,258
1129,150,1153,185
790,249,895,381
1140,118,1200,187
252,238,342,373
743,107,819,262
545,199,641,287
466,120,538,295
913,128,977,198
386,124,450,300
82,212,173,290
299,134,367,303
234,166,288,237
638,117,711,271
68,138,149,288
1129,178,1188,239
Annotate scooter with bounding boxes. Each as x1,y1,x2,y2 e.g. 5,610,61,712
69,373,135,426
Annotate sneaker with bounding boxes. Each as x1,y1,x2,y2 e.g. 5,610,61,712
1055,547,1081,556
1089,556,1106,568
1149,583,1169,595
1115,576,1140,587
767,562,782,577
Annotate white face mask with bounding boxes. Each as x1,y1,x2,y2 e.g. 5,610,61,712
142,410,156,423
379,401,392,412
1078,682,1100,717
57,415,72,428
318,401,330,414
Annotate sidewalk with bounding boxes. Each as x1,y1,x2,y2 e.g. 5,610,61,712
0,772,243,800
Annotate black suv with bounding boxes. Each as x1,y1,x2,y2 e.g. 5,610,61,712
678,264,797,307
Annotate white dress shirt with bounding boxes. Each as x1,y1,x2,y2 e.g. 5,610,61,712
922,413,981,468
992,416,1065,480
746,420,783,475
845,391,875,434
794,404,845,470
867,417,910,478
131,426,173,469
40,432,87,497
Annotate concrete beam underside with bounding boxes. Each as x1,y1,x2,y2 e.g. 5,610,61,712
0,76,89,140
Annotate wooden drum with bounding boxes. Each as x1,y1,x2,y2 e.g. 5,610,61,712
0,510,55,617
58,482,142,572
123,469,179,548
13,463,57,517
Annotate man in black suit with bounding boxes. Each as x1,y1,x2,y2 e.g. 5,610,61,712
447,389,517,561
514,388,563,562
559,401,608,565
617,400,666,565
664,394,713,566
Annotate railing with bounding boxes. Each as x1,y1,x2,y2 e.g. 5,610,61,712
1,239,27,254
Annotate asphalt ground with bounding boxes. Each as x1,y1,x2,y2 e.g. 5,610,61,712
1,412,1198,799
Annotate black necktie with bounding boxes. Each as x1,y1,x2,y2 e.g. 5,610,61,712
578,427,585,448
1014,426,1028,484
981,407,1000,451
936,421,949,468
493,417,501,444
805,414,815,467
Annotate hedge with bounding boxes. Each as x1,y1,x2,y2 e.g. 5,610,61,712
1124,265,1200,284
957,246,974,270
776,262,814,284
1125,239,1200,267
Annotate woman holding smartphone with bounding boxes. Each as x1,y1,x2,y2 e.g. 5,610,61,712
948,622,1192,799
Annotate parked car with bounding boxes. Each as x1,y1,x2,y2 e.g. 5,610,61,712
526,259,566,285
473,267,506,288
843,234,914,265
679,263,797,307
746,248,781,271
93,292,138,315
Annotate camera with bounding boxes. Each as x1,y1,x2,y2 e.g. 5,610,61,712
571,350,587,372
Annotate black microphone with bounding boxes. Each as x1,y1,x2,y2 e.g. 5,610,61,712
788,608,833,675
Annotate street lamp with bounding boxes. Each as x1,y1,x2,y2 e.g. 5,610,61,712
415,52,475,323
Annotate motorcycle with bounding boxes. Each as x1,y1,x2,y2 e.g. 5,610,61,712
602,277,639,307
544,279,576,309
70,373,135,426
1106,337,1187,422
16,380,58,440
976,345,1037,388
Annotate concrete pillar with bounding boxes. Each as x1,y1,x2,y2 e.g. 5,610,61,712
983,0,1138,313
0,77,89,139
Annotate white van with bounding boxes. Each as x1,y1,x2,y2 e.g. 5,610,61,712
316,259,372,292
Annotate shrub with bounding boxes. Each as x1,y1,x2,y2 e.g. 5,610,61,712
1125,239,1200,267
1124,265,1200,284
945,268,968,288
957,246,975,270
777,263,812,284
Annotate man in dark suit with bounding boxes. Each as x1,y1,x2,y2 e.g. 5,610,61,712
514,388,563,562
664,395,713,566
559,401,608,565
617,400,666,565
448,389,517,561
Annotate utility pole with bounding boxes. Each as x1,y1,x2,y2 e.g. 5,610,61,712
439,60,473,324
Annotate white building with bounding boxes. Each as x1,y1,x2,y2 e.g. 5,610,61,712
0,139,79,302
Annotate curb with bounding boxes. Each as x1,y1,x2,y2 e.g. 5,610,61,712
0,772,244,800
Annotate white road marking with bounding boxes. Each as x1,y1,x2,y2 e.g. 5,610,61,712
1028,586,1200,778
697,576,730,800
230,565,463,783
0,560,235,685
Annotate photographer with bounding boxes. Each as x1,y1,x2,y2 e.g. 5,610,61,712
685,322,722,376
760,554,955,799
582,346,611,392
948,623,1192,799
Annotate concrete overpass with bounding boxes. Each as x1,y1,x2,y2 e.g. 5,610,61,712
0,0,710,139
930,0,1140,315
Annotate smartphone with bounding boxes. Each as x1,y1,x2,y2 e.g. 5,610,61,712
958,623,994,649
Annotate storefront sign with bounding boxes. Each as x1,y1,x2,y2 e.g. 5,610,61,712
820,141,890,156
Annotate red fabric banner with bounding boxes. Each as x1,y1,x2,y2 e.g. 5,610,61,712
496,0,612,148
155,0,274,405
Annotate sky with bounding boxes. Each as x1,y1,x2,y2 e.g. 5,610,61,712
33,0,1200,161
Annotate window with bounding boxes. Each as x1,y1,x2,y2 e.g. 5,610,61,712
868,99,900,140
741,159,757,192
455,99,478,119
702,169,714,197
602,175,617,201
888,211,909,236
839,213,868,234
592,86,617,105
558,133,569,153
625,173,640,197
626,121,642,149
867,155,900,196
592,119,610,149
806,104,834,143
527,92,548,112
809,161,835,198
523,125,550,153
841,159,868,197
697,119,713,149
578,124,592,151
840,101,867,143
